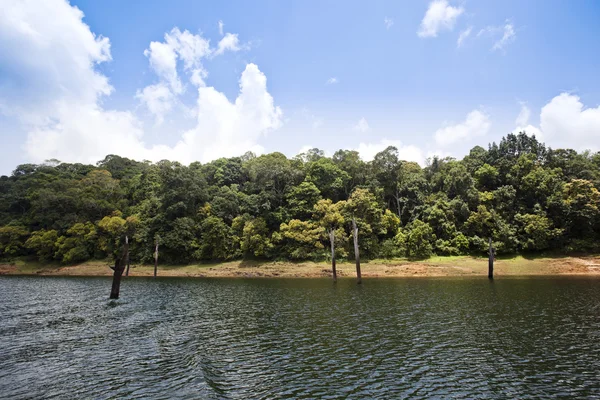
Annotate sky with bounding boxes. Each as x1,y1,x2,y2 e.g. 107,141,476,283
1,0,600,175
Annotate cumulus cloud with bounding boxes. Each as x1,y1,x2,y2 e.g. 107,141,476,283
512,102,543,139
356,139,425,165
539,94,600,150
457,26,472,47
354,117,370,132
0,0,112,125
135,83,174,125
218,20,224,36
139,27,240,121
214,32,241,56
434,110,491,146
384,17,394,30
512,94,600,149
152,63,283,164
0,0,282,166
418,0,464,38
326,77,339,85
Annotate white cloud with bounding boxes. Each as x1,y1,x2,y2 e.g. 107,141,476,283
515,103,531,127
174,28,212,70
512,94,600,149
426,149,452,161
326,77,338,85
144,35,182,94
218,20,224,36
354,117,370,132
154,63,283,164
0,0,283,166
384,17,394,30
418,0,464,38
0,0,112,125
478,22,517,52
356,139,425,165
457,26,472,47
135,83,174,125
513,102,543,139
513,124,543,140
492,23,516,52
539,93,600,150
140,27,242,120
434,110,491,146
214,32,241,56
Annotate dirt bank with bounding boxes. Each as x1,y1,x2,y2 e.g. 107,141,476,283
2,256,600,278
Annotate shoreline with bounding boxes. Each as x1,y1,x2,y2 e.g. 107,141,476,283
2,255,600,278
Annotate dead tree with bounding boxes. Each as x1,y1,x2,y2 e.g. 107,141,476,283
488,237,494,280
125,235,131,277
154,238,159,278
329,228,337,282
109,237,129,299
352,218,362,284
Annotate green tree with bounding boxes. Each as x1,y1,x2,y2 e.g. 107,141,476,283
0,226,29,258
25,229,59,262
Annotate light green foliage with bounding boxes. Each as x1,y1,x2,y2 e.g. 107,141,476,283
313,199,345,229
55,222,97,263
474,164,499,191
0,226,29,257
403,219,435,259
561,179,600,242
515,211,562,251
287,181,322,221
25,229,58,262
275,219,325,260
97,214,127,256
240,218,272,257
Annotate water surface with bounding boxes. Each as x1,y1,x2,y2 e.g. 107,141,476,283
1,276,599,398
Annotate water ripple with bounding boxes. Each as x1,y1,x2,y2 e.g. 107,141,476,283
1,276,600,398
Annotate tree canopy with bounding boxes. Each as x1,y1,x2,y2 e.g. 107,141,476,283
1,132,599,263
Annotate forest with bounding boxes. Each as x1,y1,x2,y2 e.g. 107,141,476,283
1,132,599,265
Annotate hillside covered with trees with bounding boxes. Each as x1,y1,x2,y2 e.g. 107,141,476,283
1,133,599,265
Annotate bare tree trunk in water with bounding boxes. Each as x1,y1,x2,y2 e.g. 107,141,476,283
329,228,337,282
154,240,159,278
352,218,362,284
109,238,129,299
488,237,494,280
125,235,131,277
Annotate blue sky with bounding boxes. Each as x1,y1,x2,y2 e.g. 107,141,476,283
1,0,600,175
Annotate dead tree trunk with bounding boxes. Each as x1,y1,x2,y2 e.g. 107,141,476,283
395,188,402,219
329,228,337,282
109,238,129,299
352,218,362,284
125,235,131,277
488,237,494,280
154,239,159,278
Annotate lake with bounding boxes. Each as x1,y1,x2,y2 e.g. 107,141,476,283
1,276,599,399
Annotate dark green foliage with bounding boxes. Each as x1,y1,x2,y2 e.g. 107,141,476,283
1,134,600,264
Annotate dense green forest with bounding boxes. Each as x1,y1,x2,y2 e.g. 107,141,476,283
1,133,599,264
